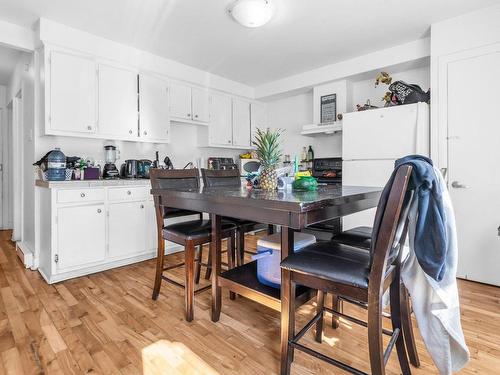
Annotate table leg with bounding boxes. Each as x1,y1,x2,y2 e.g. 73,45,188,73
210,213,222,322
281,226,294,259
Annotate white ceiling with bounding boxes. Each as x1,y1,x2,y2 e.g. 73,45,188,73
0,0,497,86
0,44,21,85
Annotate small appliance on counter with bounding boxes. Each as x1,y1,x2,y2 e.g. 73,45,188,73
103,145,120,179
121,159,139,179
239,158,261,175
207,157,238,170
137,159,153,178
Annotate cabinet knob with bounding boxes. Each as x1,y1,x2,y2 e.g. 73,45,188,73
187,113,191,117
129,130,133,134
143,131,148,136
228,140,231,144
140,204,144,209
80,193,86,198
194,114,198,118
127,190,131,195
87,125,92,131
97,208,102,213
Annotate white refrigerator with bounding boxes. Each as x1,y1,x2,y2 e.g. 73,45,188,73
342,102,430,230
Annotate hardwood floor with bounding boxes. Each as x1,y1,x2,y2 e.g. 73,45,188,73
0,229,499,374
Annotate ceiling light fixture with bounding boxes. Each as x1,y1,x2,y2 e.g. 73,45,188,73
228,0,275,28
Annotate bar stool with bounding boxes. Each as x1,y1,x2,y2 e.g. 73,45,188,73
331,226,420,367
280,166,413,375
150,168,237,322
201,168,268,271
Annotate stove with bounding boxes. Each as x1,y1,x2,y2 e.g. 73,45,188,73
304,157,343,240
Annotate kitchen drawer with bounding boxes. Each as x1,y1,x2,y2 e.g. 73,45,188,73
57,188,105,204
107,187,148,201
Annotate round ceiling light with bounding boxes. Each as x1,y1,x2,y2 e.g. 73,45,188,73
228,0,275,28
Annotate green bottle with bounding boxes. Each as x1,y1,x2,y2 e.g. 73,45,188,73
307,145,314,161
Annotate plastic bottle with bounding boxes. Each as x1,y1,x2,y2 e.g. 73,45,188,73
47,148,66,181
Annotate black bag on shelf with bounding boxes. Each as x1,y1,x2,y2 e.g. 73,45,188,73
388,80,430,105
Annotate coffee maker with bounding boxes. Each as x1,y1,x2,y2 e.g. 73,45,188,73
103,145,120,179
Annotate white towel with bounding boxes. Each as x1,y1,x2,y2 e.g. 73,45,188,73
401,166,469,374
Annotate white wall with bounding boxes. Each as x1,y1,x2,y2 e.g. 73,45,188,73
0,85,6,228
6,51,36,260
265,64,430,160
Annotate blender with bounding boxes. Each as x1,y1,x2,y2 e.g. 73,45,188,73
103,145,120,179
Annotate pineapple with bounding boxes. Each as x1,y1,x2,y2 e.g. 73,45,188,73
253,127,283,190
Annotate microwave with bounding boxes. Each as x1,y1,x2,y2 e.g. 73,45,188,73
239,159,261,175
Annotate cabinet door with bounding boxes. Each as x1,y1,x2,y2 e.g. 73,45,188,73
108,201,147,258
49,51,97,134
232,99,251,147
139,74,170,142
169,82,192,120
56,204,106,270
191,87,209,123
98,64,138,139
145,199,158,251
209,93,233,146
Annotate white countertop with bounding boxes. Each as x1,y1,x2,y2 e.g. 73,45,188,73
35,179,152,188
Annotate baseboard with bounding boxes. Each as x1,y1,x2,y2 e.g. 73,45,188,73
16,241,34,268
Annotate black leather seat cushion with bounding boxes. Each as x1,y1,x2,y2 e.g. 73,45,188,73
163,219,236,241
222,217,261,228
331,226,373,250
163,207,199,219
281,241,371,289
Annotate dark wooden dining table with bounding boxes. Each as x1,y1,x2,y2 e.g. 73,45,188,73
150,184,382,322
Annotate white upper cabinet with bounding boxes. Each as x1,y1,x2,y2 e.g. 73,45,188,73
139,74,171,142
98,63,138,139
169,82,192,120
232,98,251,147
209,93,233,146
191,87,210,123
169,82,209,124
48,50,97,134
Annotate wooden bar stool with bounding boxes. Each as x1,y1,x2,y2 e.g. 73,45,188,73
201,168,268,270
280,166,413,375
150,168,237,321
331,226,420,367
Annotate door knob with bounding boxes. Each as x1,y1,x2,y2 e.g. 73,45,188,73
451,181,468,189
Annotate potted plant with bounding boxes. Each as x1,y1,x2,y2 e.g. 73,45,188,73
253,127,283,190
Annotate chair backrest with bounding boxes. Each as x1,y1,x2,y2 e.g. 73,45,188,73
201,168,241,188
150,168,200,190
368,165,412,294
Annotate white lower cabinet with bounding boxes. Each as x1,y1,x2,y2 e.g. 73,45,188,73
38,183,165,284
56,203,106,270
108,200,147,259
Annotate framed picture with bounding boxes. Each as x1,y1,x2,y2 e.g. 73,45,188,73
320,93,337,124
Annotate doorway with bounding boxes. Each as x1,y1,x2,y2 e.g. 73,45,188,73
445,43,500,287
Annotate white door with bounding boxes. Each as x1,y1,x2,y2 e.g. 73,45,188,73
447,47,500,286
169,82,192,120
342,103,429,161
139,74,170,142
108,201,147,258
56,204,106,270
49,51,97,134
342,160,395,230
191,87,209,123
232,98,251,147
209,93,233,146
98,64,138,139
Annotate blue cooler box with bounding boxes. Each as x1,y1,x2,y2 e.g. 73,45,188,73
253,232,316,288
